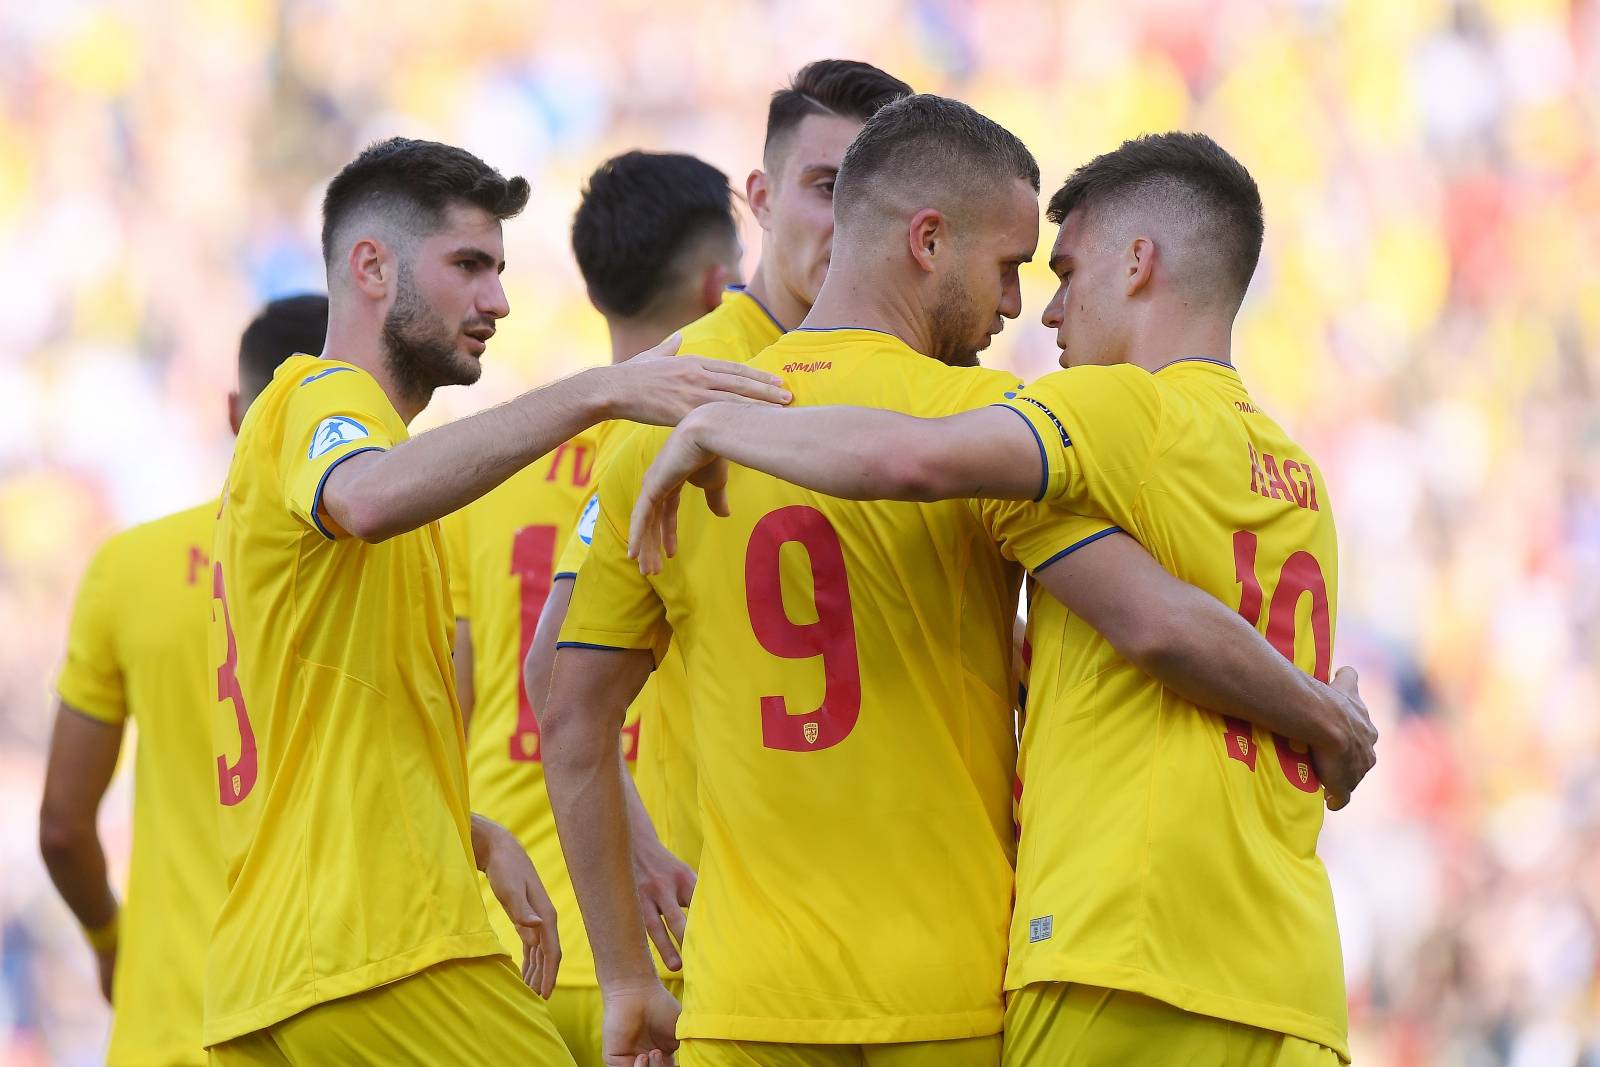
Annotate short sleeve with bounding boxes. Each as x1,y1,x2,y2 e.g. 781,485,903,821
278,364,398,539
55,538,127,724
553,493,597,581
996,365,1163,522
973,497,1122,575
558,436,670,653
440,509,472,619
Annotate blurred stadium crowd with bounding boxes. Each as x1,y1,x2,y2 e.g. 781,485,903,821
0,1,1595,1064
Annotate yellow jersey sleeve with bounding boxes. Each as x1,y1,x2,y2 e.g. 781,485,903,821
973,497,1121,575
558,431,671,653
440,510,471,618
56,537,126,724
999,365,1163,516
277,363,399,539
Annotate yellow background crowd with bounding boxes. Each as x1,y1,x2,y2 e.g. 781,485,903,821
0,1,1595,1063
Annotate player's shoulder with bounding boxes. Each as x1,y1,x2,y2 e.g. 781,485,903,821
680,288,783,363
89,499,215,585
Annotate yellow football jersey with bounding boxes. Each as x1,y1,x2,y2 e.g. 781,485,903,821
993,358,1348,1059
561,329,1024,1044
553,286,784,871
441,428,650,988
55,501,226,1067
205,356,502,1045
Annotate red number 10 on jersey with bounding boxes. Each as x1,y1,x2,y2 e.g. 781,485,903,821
1221,530,1330,792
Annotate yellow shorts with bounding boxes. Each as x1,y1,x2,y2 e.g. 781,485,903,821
1001,982,1342,1067
209,956,575,1066
680,1033,1000,1067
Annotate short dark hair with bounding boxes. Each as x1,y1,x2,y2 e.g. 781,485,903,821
238,293,329,401
834,94,1039,222
320,137,530,265
764,59,912,161
1047,132,1264,306
571,151,737,318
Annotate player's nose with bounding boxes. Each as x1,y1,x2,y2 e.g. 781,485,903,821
480,274,511,320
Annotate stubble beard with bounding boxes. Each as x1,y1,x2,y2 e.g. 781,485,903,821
382,261,480,407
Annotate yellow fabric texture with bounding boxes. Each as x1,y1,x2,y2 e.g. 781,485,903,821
680,1033,1001,1067
441,431,637,1000
561,329,1026,1044
204,357,503,1045
993,360,1347,1059
56,500,227,1066
206,957,574,1066
553,286,784,872
1001,982,1340,1067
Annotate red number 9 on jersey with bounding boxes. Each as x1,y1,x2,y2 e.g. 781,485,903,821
744,506,862,752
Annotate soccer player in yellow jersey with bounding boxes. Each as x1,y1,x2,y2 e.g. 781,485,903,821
442,149,747,1067
203,137,789,1066
523,58,911,948
544,97,1370,1067
40,295,327,1067
629,133,1378,1065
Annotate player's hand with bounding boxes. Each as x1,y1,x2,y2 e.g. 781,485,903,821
1312,666,1378,811
628,418,731,575
480,822,562,997
602,980,681,1067
633,834,696,972
601,333,790,427
94,945,116,1004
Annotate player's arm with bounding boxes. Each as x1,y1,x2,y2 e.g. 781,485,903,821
526,574,695,970
454,619,476,733
542,646,681,1060
38,702,123,1003
470,812,562,997
321,343,790,543
1036,532,1376,808
629,403,1037,570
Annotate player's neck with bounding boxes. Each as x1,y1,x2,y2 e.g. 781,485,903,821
744,260,809,332
320,320,432,424
606,318,676,365
1125,307,1235,375
801,266,932,355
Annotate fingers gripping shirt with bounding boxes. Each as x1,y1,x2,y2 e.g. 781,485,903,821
205,356,502,1046
995,361,1350,1060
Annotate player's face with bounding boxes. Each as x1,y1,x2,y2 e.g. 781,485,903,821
385,203,510,394
929,179,1038,367
761,113,863,309
1041,208,1123,368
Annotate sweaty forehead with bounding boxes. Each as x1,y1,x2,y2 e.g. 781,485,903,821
773,112,864,180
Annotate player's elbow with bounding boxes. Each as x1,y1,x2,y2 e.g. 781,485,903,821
1108,611,1197,678
38,804,94,863
880,448,960,503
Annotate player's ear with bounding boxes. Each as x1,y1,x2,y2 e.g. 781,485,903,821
746,169,773,231
1126,236,1155,297
907,208,944,274
699,263,732,314
348,237,390,301
227,390,243,435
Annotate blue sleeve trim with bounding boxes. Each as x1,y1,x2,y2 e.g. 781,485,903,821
992,404,1050,502
552,572,578,582
555,640,628,652
300,366,354,386
309,446,386,540
1031,526,1124,575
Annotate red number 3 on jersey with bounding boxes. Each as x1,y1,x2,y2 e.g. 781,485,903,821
211,562,258,805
